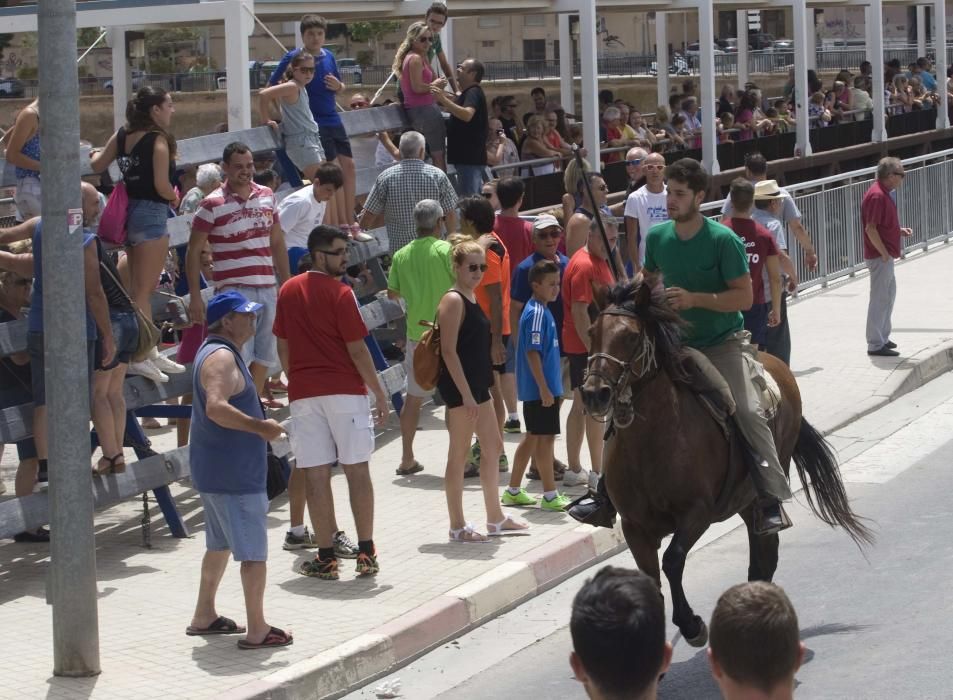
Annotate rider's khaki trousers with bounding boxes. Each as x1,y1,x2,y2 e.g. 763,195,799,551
699,332,793,502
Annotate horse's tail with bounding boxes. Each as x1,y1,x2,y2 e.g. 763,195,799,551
792,417,875,548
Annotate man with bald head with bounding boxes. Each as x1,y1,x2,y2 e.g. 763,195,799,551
623,151,669,270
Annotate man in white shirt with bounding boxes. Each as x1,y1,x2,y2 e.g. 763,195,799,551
276,161,343,274
623,151,668,270
849,76,874,120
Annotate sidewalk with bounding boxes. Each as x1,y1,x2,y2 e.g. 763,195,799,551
2,243,952,700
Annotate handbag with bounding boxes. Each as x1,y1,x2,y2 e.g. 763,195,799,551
98,129,129,246
98,253,159,363
412,318,441,392
266,445,290,501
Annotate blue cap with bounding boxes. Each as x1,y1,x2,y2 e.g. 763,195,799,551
206,290,263,326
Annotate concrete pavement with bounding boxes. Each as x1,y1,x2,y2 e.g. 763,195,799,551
2,241,953,700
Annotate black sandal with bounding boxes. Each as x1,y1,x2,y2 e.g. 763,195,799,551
93,454,125,477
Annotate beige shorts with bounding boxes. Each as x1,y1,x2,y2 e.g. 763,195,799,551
404,338,435,398
289,394,374,467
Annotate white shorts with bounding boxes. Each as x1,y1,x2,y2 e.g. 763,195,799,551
289,394,374,467
404,338,434,398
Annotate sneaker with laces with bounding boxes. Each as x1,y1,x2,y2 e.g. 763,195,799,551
588,471,601,490
152,354,186,374
502,487,538,506
299,556,339,580
283,528,318,550
355,551,380,576
466,440,481,467
561,467,590,488
540,492,572,512
128,359,169,384
498,453,509,472
503,418,521,434
333,530,360,559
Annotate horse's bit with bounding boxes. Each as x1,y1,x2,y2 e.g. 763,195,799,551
585,307,658,429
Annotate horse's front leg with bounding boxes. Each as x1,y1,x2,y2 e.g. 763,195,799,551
620,518,661,588
661,513,710,647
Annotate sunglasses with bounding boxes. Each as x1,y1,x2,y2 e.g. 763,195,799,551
644,164,665,171
534,230,561,239
625,159,643,167
295,66,316,74
418,36,433,43
318,248,348,257
467,263,489,272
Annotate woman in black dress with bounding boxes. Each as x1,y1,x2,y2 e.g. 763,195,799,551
438,239,529,543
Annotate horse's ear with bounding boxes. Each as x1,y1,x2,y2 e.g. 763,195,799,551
592,281,610,311
637,270,664,307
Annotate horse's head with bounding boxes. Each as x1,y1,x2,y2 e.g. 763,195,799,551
580,277,658,418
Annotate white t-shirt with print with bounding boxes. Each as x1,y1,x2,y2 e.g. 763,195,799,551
624,184,669,263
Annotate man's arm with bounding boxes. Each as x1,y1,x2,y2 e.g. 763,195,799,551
667,274,753,313
765,255,783,325
345,339,390,424
433,89,475,122
624,216,641,271
186,226,210,324
509,299,524,344
0,251,34,278
270,219,290,286
276,337,290,375
436,49,459,93
486,283,505,364
443,208,457,235
83,242,115,367
201,350,283,439
0,218,38,246
571,301,593,352
864,222,891,262
788,218,818,269
359,209,385,231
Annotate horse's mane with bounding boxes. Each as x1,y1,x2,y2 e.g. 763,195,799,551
605,277,689,383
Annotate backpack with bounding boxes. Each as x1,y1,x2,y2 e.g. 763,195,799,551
412,319,441,391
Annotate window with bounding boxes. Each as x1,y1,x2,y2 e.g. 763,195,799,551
523,39,546,61
481,41,496,48
524,14,545,27
478,16,501,28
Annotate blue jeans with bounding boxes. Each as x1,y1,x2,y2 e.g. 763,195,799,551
453,164,486,196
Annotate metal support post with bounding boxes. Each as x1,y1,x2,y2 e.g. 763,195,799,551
867,0,888,143
698,1,719,174
736,10,749,89
792,0,812,158
935,0,950,129
806,8,817,70
578,0,600,164
558,13,576,114
109,26,128,130
655,11,669,108
917,5,927,57
224,0,253,130
40,0,101,677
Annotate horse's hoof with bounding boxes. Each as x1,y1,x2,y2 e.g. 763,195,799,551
685,620,708,647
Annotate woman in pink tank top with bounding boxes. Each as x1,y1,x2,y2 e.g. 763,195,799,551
392,21,448,171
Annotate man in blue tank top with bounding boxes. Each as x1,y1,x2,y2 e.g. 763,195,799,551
187,290,292,650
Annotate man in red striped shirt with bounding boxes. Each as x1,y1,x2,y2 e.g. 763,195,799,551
187,142,291,393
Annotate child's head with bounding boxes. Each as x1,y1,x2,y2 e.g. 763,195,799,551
720,112,734,127
299,14,327,52
773,99,787,111
708,582,804,699
810,92,825,105
285,50,315,84
253,168,279,190
765,107,778,118
529,259,561,303
671,114,687,129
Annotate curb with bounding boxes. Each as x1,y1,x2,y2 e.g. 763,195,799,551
227,341,953,700
225,526,626,700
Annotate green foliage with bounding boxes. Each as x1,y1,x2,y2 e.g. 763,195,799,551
0,33,13,59
77,28,102,48
355,50,374,69
325,23,349,41
145,27,198,60
348,21,402,45
18,65,37,80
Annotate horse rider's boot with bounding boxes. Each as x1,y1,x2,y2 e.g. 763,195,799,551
756,499,791,536
567,476,617,528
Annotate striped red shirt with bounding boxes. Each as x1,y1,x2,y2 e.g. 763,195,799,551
192,181,280,288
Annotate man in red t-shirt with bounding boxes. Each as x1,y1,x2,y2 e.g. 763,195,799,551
723,179,782,349
273,225,389,581
861,157,912,357
561,218,618,488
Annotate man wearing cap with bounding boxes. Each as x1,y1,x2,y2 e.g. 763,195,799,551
862,157,913,357
274,225,389,581
388,200,455,476
188,290,291,650
623,151,669,271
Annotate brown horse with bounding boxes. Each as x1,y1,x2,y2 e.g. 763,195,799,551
580,278,872,646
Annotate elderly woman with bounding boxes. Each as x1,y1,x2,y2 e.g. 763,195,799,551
179,163,223,215
520,115,562,177
485,118,520,178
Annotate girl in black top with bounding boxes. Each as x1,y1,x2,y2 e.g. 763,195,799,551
437,239,529,543
91,87,179,378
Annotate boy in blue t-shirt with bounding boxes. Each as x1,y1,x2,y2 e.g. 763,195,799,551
503,260,570,512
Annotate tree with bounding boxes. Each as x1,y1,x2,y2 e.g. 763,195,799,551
144,27,198,72
348,20,402,65
77,27,102,48
0,33,13,63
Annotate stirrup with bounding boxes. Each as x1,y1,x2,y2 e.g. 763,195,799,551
753,502,793,536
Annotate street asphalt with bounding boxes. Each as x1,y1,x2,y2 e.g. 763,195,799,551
346,372,953,700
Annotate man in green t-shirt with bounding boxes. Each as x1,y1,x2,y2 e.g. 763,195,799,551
643,158,792,534
388,199,455,476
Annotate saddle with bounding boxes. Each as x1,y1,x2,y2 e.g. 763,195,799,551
677,345,781,441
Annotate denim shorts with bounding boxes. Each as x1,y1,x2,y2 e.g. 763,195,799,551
199,490,269,561
218,285,278,369
0,384,37,460
28,332,96,407
318,122,353,160
14,176,41,222
126,198,171,246
96,309,140,370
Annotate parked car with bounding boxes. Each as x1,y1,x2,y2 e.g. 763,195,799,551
766,39,794,52
686,42,726,57
720,38,739,53
337,57,363,84
748,32,776,50
0,78,25,98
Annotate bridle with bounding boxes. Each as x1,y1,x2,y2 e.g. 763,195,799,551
585,306,658,428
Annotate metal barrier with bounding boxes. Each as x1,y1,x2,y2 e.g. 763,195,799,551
701,146,953,292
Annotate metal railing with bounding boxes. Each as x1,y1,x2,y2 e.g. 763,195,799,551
700,148,953,293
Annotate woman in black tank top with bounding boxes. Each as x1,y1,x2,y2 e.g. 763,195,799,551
437,239,529,543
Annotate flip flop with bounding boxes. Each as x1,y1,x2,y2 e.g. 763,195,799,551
237,626,294,650
186,615,246,636
395,461,425,476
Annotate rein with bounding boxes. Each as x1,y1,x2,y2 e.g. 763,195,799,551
586,306,659,428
